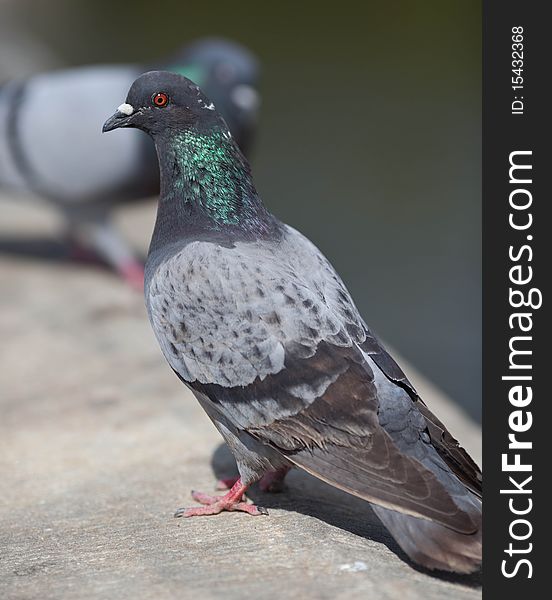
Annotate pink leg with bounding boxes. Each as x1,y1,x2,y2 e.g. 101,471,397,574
216,467,290,493
68,239,104,265
259,467,290,493
174,478,268,518
68,237,144,292
118,260,145,291
215,476,240,491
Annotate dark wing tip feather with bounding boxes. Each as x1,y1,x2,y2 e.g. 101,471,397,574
285,442,479,535
416,400,482,498
363,335,483,498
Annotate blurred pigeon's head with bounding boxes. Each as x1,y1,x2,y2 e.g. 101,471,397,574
163,38,260,152
167,38,260,114
102,71,220,137
167,37,259,88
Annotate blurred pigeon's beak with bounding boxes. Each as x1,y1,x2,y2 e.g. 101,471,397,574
102,103,136,132
231,85,260,111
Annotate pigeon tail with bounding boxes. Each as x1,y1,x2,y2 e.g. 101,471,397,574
373,503,482,573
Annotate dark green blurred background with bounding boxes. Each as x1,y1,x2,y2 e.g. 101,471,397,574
2,1,481,420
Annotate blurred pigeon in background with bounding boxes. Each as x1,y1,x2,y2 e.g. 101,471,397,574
103,71,482,574
0,38,260,289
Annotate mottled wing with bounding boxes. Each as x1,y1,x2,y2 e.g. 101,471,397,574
147,226,367,387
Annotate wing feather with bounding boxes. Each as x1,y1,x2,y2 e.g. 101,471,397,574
193,343,479,534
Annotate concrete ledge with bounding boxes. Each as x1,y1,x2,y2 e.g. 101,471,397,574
0,197,481,599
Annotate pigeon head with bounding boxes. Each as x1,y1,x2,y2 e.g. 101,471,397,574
102,70,277,241
102,71,221,136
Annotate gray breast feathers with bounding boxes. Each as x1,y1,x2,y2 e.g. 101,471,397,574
147,225,367,387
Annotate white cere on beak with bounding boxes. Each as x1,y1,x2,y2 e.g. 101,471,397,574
231,85,260,111
117,103,134,116
197,99,215,110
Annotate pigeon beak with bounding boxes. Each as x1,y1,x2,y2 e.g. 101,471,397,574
102,103,136,132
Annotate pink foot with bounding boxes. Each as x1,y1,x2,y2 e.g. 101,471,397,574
118,261,145,291
175,478,268,518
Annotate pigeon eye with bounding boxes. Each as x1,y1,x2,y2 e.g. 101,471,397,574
152,92,169,107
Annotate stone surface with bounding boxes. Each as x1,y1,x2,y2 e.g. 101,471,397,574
0,195,481,599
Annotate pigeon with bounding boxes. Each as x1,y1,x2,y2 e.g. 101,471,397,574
0,38,259,289
103,71,482,573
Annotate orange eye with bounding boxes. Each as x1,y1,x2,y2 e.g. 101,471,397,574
152,92,169,107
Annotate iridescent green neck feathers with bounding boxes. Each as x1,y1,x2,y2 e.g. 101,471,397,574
160,127,259,227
